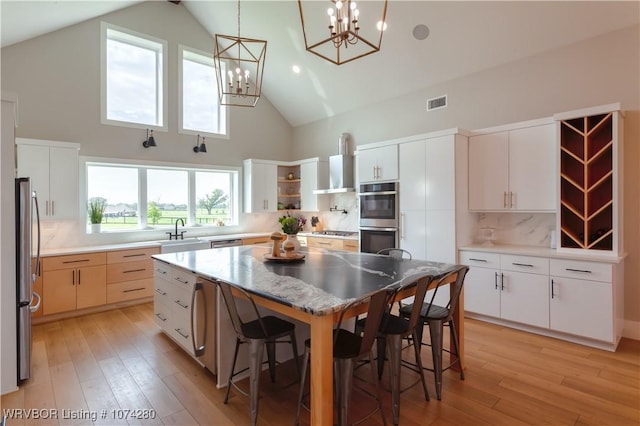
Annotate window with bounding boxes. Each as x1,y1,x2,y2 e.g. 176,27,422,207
101,23,167,130
180,46,227,136
85,160,239,232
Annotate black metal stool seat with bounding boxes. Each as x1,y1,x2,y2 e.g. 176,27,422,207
399,266,469,401
216,280,300,426
295,288,393,426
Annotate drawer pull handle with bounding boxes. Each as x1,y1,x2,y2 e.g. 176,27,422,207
123,268,146,274
565,268,592,274
155,313,167,322
512,263,534,267
494,272,498,290
175,277,189,284
124,287,145,293
469,258,488,262
63,259,90,264
175,328,189,339
174,300,189,309
123,253,146,258
551,279,555,299
154,288,167,296
155,269,167,275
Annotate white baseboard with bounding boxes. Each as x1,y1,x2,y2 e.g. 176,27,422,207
623,319,640,341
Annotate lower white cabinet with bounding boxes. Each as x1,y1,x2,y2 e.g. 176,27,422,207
549,259,615,343
460,250,623,350
460,252,548,328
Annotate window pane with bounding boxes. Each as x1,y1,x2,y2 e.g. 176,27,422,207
183,54,225,134
195,171,231,226
87,166,139,229
107,34,159,125
147,169,188,227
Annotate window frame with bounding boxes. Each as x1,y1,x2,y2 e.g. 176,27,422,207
178,45,229,139
81,156,240,234
100,22,168,131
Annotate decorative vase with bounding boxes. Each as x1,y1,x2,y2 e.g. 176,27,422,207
285,234,301,252
90,223,101,234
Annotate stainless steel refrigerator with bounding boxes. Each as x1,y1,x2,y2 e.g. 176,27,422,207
15,177,41,382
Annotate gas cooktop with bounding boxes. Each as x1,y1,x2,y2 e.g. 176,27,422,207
312,230,358,237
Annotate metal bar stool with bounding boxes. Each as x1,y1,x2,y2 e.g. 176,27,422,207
399,266,469,400
216,280,300,426
295,287,395,426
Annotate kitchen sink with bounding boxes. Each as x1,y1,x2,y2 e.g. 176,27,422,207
160,238,211,253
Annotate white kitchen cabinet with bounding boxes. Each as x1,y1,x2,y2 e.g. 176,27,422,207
243,159,278,213
460,251,549,328
549,259,616,342
357,144,398,183
499,255,549,328
458,251,501,317
16,138,80,220
461,248,623,350
468,123,555,211
299,158,328,212
398,133,465,264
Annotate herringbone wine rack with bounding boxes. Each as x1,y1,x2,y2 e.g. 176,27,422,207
559,112,613,251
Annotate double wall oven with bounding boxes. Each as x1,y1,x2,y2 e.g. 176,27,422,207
358,182,398,253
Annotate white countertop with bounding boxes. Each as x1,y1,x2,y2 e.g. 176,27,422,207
459,243,626,263
39,233,270,257
298,231,359,241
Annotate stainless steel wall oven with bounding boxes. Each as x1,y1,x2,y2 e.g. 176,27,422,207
358,182,398,253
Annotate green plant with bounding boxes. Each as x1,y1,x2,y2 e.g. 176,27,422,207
278,213,306,234
88,197,107,224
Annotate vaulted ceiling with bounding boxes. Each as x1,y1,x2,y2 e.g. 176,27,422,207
1,1,638,127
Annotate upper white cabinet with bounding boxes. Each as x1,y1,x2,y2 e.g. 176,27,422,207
468,122,556,211
243,159,278,213
398,132,467,264
243,158,327,213
16,138,79,220
299,159,328,212
357,145,398,183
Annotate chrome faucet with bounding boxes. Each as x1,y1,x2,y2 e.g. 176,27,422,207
167,218,186,240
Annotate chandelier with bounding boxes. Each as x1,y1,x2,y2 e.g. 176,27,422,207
298,0,388,65
214,0,267,107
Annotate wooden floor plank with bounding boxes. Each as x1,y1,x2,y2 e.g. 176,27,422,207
2,304,639,426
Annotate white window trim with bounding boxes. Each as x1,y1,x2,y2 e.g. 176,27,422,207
178,45,229,139
80,156,240,236
100,22,168,131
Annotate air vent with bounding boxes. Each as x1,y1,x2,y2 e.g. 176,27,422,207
426,95,447,111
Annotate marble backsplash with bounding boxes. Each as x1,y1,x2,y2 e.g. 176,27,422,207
473,212,556,247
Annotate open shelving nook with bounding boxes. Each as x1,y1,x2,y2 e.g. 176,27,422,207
277,164,301,211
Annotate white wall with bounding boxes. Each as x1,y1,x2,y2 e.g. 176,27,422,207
292,25,640,334
0,1,293,167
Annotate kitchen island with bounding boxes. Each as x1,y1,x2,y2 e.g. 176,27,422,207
152,245,463,426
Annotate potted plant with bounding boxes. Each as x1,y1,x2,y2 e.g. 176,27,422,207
278,213,306,251
88,197,107,233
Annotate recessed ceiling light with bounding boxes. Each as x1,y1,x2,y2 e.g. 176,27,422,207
413,24,430,41
292,65,301,74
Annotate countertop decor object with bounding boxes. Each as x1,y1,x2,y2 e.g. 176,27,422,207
278,212,306,235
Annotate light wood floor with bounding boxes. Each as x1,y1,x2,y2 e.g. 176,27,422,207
1,303,639,425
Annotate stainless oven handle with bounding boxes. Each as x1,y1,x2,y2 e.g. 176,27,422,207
358,191,397,196
359,226,398,232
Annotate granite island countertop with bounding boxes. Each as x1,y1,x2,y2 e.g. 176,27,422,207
152,245,459,316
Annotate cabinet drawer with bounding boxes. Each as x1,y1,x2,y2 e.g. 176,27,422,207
459,251,500,268
107,247,159,264
107,260,154,283
550,259,612,282
342,240,359,252
43,252,106,271
501,255,549,274
242,236,270,245
308,237,342,250
108,278,153,303
154,261,172,279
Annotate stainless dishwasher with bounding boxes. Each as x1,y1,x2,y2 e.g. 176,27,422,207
211,238,243,248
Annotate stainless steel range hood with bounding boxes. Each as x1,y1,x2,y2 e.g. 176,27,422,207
313,154,355,194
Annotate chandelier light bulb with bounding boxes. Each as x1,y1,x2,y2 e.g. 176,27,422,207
327,7,334,16
354,8,359,18
336,1,343,10
377,20,387,31
350,2,357,11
